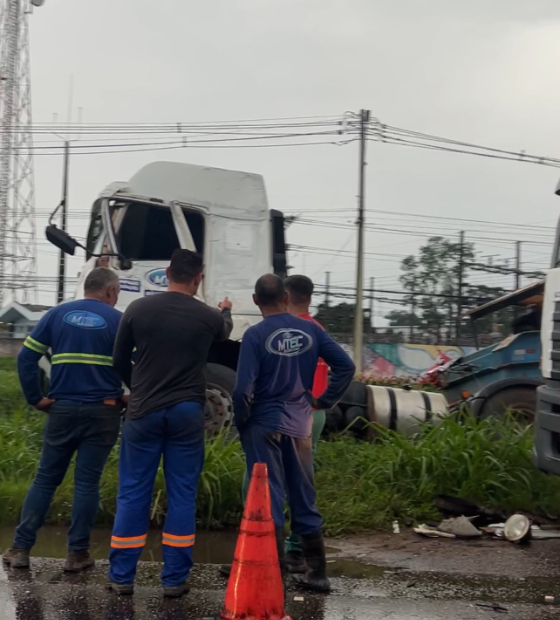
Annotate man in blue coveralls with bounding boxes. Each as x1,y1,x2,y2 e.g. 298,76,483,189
2,268,123,573
108,249,233,598
233,274,355,593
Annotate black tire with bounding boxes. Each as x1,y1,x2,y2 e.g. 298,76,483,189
479,386,536,424
344,405,368,435
205,363,236,435
324,406,344,434
340,381,368,408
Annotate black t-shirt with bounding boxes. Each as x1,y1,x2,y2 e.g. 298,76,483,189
113,292,233,419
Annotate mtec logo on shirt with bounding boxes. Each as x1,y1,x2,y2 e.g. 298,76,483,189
145,269,168,288
63,311,107,330
265,329,313,357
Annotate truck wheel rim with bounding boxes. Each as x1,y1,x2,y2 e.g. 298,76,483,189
204,383,233,434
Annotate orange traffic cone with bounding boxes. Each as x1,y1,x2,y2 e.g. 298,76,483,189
219,463,291,620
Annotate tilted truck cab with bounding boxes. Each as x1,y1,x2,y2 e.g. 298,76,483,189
45,161,287,432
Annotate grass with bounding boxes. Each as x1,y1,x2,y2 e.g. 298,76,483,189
1,360,559,535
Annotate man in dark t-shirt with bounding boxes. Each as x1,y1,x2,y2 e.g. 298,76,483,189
108,250,233,598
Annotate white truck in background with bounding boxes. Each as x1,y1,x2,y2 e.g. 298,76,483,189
45,161,288,432
534,177,560,474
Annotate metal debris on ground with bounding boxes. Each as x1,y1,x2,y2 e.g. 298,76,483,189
413,524,456,538
438,516,483,538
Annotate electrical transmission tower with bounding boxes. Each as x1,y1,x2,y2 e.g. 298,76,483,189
0,0,39,306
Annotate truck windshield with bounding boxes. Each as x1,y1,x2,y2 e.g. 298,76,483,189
117,202,204,261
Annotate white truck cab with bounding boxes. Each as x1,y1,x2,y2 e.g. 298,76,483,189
45,161,287,432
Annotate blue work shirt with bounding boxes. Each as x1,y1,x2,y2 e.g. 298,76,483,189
18,298,123,405
232,313,355,439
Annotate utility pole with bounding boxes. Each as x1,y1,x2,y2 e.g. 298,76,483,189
410,296,415,343
515,241,522,290
325,271,331,308
369,277,374,331
352,109,370,372
56,141,70,304
456,231,465,345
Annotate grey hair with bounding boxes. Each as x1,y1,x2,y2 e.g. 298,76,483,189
84,267,120,293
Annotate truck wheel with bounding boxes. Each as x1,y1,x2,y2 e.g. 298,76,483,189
205,363,236,435
479,386,536,424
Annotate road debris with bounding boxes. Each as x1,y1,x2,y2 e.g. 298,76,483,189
438,516,482,538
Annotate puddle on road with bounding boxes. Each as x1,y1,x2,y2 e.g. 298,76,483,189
0,525,238,564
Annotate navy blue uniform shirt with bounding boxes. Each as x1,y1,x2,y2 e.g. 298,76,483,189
232,313,355,438
18,298,123,404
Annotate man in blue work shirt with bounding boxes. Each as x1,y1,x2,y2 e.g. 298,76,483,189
233,274,355,593
2,268,123,573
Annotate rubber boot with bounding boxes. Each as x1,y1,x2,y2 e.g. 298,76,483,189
292,530,331,593
285,549,307,574
275,528,287,584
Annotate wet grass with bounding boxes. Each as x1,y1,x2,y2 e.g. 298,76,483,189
1,367,559,534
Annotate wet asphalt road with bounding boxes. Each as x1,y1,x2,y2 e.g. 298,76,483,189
1,558,559,620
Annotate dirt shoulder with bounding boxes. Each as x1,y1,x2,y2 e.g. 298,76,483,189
326,531,560,579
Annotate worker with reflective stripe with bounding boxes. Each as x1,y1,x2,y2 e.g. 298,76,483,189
108,250,233,598
2,268,123,573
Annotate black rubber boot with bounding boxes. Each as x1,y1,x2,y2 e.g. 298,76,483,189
292,530,331,593
275,528,287,583
285,549,307,574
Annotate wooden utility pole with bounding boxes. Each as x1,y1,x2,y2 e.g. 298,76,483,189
352,109,370,372
325,271,331,308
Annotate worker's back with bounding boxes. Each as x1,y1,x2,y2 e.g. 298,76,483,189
20,298,123,402
114,291,230,419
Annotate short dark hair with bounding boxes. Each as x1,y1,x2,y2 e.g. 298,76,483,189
169,249,204,284
255,274,285,307
284,275,313,305
84,267,119,293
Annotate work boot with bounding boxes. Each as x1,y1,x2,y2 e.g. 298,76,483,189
163,583,189,599
285,549,307,574
2,548,30,569
106,582,134,596
292,531,331,593
64,550,95,573
275,528,287,582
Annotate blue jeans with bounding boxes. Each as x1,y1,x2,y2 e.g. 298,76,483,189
239,423,323,536
109,401,205,587
13,400,121,552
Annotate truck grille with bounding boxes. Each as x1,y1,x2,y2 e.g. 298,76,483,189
551,301,560,381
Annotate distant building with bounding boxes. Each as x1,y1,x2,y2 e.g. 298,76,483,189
0,302,50,339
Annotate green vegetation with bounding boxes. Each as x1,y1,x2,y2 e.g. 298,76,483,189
1,361,559,535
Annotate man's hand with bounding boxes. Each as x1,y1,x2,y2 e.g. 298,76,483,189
308,391,320,409
34,397,55,412
218,297,233,311
120,394,130,406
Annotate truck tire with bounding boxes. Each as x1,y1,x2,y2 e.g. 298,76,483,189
479,386,536,424
205,363,236,435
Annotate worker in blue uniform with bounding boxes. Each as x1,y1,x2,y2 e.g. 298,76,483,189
233,274,355,593
108,249,233,598
2,268,123,573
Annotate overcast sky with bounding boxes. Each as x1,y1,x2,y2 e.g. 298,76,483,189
27,0,560,323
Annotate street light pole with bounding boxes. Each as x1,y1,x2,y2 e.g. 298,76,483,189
56,141,70,304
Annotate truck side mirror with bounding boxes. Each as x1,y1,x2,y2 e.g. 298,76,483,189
45,225,79,256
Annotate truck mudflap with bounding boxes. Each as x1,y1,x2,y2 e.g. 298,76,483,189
534,384,560,475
